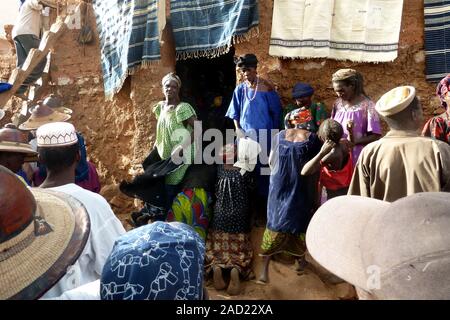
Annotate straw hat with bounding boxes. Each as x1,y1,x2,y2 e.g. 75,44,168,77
0,127,37,162
306,193,450,299
40,94,73,116
0,166,90,299
18,103,71,131
375,86,416,117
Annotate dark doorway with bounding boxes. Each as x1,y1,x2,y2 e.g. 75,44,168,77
176,48,236,134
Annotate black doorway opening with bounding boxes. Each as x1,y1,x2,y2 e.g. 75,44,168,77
176,48,236,135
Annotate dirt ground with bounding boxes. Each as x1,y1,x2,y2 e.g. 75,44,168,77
205,227,351,300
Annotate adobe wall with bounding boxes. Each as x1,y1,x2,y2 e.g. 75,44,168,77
0,0,436,216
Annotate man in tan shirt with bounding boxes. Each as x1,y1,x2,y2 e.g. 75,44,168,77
348,86,450,202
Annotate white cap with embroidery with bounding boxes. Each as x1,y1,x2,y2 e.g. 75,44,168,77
36,122,78,147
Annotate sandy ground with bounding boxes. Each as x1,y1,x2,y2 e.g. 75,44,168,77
205,226,356,300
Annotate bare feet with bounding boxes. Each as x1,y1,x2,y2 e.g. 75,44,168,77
227,267,241,296
257,256,270,284
213,266,227,290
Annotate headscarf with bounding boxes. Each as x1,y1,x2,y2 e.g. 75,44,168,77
292,82,314,99
436,74,450,109
234,53,258,69
285,108,316,131
100,221,205,300
332,69,358,82
332,68,366,97
161,72,182,88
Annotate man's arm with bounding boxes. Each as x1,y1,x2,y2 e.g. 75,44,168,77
347,156,371,197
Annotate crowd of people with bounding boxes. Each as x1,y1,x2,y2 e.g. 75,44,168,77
1,51,450,300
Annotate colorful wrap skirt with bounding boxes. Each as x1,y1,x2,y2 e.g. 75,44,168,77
260,229,306,257
166,188,212,240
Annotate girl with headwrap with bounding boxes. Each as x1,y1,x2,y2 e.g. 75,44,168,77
258,112,322,284
331,69,381,164
283,82,328,131
152,72,198,217
422,75,450,144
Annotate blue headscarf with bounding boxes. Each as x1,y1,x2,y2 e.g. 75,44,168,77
292,82,314,99
100,221,205,300
38,132,89,183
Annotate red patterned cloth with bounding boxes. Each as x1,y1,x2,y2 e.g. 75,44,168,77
436,75,450,109
422,115,450,144
320,152,353,191
205,230,253,278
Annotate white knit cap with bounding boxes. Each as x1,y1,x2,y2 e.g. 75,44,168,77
375,86,416,117
36,122,78,147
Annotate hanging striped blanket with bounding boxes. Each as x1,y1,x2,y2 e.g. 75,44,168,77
424,0,450,82
170,0,259,60
92,0,160,100
269,0,404,63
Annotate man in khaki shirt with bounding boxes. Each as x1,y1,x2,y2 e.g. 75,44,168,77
348,86,450,202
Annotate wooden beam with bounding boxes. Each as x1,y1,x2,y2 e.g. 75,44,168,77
0,11,74,108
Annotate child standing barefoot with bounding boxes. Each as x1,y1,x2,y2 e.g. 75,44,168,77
205,144,254,296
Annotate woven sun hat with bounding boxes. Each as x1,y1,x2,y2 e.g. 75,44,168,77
375,86,416,117
0,127,38,162
306,193,450,300
18,102,71,131
0,165,90,300
100,221,205,300
40,94,73,115
36,122,78,148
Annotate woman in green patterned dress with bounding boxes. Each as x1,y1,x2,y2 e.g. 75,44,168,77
152,72,198,218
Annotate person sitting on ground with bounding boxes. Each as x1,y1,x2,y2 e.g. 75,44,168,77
0,165,90,300
35,122,125,298
348,86,450,202
422,74,450,144
0,126,37,184
12,0,57,99
301,119,354,200
283,82,328,131
52,221,207,300
205,144,255,296
258,109,322,284
306,192,450,299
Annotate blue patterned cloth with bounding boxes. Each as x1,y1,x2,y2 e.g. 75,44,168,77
424,0,450,81
170,0,259,59
92,0,160,100
101,221,205,300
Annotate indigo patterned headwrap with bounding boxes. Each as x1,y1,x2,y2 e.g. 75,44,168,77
100,221,205,300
